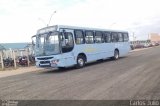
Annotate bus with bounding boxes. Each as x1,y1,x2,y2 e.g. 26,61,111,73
32,25,130,69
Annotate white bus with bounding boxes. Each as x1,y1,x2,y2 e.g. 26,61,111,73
32,25,130,69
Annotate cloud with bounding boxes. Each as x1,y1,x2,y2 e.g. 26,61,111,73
53,0,160,28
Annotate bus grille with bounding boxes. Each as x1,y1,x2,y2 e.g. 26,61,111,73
37,57,53,60
40,61,50,64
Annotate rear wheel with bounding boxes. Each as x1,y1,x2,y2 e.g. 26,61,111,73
76,55,85,68
112,50,119,60
114,50,119,60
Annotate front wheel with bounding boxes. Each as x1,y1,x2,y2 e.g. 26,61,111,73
58,67,66,70
76,55,85,68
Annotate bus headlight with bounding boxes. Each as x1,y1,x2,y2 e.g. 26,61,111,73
51,59,59,64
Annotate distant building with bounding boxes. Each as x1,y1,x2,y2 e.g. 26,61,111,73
149,33,160,44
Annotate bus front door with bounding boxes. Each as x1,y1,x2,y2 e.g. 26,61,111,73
60,29,76,67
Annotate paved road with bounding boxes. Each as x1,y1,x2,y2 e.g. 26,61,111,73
0,46,160,100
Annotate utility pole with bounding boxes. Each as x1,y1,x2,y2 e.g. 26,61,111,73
12,50,17,69
38,10,56,27
0,51,4,70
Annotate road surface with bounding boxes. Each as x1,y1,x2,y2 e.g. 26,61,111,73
0,46,160,100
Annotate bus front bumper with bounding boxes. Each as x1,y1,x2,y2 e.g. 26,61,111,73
36,59,61,68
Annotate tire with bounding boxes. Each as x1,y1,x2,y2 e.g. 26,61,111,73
113,50,119,60
97,59,103,62
58,67,66,70
76,55,85,68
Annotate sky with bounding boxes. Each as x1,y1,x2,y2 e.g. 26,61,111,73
0,0,160,43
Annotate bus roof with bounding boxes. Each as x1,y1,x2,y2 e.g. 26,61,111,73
38,25,128,33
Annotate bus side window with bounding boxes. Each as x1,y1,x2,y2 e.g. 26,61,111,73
123,33,129,42
111,32,119,42
104,32,111,43
64,32,74,47
95,31,103,43
85,31,94,44
118,33,123,42
74,30,85,44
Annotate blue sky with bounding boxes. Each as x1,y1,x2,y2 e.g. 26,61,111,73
0,0,160,43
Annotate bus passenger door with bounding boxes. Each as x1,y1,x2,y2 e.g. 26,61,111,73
59,29,76,67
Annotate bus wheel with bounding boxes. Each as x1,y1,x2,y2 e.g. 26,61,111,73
58,67,66,70
113,50,119,60
76,55,85,68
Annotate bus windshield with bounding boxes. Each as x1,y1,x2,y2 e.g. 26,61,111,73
35,31,60,56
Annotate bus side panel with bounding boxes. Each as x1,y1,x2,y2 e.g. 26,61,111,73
117,42,130,57
73,44,96,62
60,52,76,67
104,43,115,58
73,43,115,63
122,42,130,56
95,43,114,60
115,42,124,56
